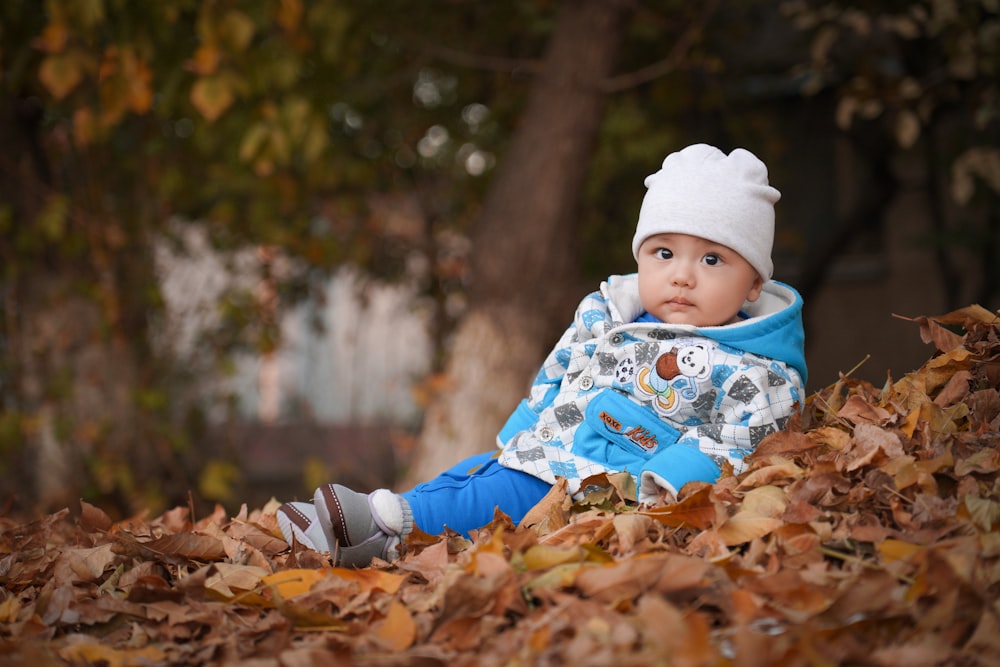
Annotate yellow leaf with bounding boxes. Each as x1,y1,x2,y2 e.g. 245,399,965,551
239,121,270,163
522,544,587,570
36,193,69,240
198,459,240,502
523,562,588,594
374,600,416,651
221,10,256,51
900,407,921,438
877,538,923,562
39,53,83,99
882,455,917,489
0,597,20,623
918,401,966,437
190,75,234,122
922,348,973,395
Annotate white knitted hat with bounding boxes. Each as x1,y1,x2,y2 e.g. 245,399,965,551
631,144,780,280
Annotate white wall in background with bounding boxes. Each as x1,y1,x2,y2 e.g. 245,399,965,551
155,224,433,426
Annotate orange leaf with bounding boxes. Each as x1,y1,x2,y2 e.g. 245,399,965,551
262,568,323,599
33,22,70,53
186,43,221,75
59,642,166,667
325,567,407,595
640,486,721,530
374,600,416,651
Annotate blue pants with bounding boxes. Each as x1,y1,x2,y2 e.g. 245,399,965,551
400,451,551,536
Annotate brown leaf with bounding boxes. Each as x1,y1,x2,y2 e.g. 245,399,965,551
933,370,973,407
203,562,269,599
53,544,117,584
842,422,904,472
716,513,784,547
140,532,228,562
837,395,893,425
79,500,113,532
752,429,819,457
738,457,805,489
518,477,570,534
907,314,966,353
611,513,652,554
575,553,706,604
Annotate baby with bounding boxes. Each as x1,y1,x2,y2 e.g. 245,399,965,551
277,143,807,567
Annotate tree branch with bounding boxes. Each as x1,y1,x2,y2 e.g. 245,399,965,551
599,0,720,93
407,35,543,75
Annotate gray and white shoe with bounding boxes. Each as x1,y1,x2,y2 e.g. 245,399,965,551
313,484,413,568
276,501,331,552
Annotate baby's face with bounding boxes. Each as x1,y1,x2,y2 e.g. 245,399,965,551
636,233,763,326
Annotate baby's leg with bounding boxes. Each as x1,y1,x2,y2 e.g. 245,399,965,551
400,451,551,536
276,451,550,568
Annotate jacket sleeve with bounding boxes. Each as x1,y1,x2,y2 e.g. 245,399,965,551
497,290,606,446
637,360,803,503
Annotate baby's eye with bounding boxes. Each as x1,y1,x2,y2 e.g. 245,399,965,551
655,248,673,260
702,253,722,266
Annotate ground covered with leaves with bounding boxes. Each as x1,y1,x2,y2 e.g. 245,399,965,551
3,307,1000,666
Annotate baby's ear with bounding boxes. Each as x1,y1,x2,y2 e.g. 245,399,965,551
746,275,764,302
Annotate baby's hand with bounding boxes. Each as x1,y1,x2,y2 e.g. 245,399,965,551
642,486,677,507
655,487,677,506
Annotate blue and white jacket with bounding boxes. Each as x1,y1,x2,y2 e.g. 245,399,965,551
496,273,807,503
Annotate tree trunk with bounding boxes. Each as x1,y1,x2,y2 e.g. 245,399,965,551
1,95,162,515
404,0,631,487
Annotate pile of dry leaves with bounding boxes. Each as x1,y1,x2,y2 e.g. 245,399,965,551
3,306,1000,666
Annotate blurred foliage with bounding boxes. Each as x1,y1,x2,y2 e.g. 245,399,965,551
0,0,996,512
784,0,1000,303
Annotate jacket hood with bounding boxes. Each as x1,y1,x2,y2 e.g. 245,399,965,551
603,274,807,383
